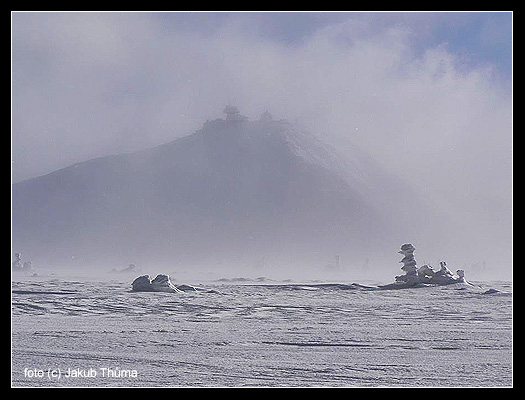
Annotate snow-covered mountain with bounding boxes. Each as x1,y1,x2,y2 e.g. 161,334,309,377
12,110,440,270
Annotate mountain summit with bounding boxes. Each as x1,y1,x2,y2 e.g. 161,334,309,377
12,109,438,269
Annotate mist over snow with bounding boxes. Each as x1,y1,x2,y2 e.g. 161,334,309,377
11,12,512,280
11,115,429,277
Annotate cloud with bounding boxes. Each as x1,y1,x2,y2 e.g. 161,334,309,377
12,12,512,273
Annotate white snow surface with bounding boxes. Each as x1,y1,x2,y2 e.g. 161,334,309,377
12,275,512,387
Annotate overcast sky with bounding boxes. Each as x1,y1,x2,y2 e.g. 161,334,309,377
11,11,512,270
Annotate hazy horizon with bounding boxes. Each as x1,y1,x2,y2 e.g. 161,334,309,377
11,12,512,280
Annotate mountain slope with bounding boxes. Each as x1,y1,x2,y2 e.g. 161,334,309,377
12,115,438,269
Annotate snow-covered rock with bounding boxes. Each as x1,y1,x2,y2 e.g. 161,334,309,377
132,274,181,293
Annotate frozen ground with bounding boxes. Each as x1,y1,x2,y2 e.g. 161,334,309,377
12,276,512,387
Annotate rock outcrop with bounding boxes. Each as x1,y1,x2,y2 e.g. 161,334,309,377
131,274,181,293
378,244,470,289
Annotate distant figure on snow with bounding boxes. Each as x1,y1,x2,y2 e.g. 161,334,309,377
13,253,31,271
12,253,22,270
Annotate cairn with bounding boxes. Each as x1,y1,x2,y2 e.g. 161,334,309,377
395,243,419,284
399,243,417,272
377,244,474,289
